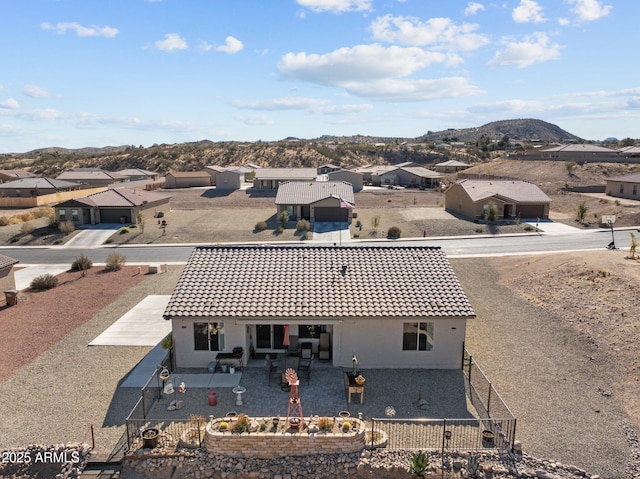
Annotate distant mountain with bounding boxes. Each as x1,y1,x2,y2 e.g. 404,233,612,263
416,119,581,143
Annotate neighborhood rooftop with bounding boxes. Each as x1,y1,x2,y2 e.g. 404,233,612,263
163,246,475,319
456,179,552,203
275,181,355,205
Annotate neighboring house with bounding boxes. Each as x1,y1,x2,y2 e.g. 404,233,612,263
317,163,341,175
0,170,37,183
538,144,618,160
164,171,211,189
606,173,640,200
204,166,227,184
0,254,19,304
0,178,80,197
116,168,162,182
618,145,640,157
216,169,245,190
55,187,171,225
275,181,355,223
253,168,317,189
434,160,473,173
445,179,551,220
375,166,442,188
163,245,475,370
56,169,129,187
325,169,364,192
351,165,395,185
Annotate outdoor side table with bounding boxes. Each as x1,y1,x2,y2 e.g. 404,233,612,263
344,373,364,404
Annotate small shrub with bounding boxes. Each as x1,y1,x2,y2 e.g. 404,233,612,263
161,332,172,350
387,226,401,239
18,212,35,223
296,219,310,232
275,225,284,235
71,253,93,276
278,211,289,227
58,220,75,234
219,421,229,431
20,223,35,235
353,233,360,238
0,216,10,226
30,273,58,291
341,421,351,430
105,253,127,271
318,417,332,432
523,225,534,231
33,207,53,219
104,238,113,244
466,454,481,477
254,220,267,231
119,228,130,235
232,414,250,433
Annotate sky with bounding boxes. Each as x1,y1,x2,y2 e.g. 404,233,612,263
0,0,637,153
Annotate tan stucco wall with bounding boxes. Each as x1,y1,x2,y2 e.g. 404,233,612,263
0,267,17,303
606,180,640,200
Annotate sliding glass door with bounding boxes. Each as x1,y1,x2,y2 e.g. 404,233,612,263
255,324,286,351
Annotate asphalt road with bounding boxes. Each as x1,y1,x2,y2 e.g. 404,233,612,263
2,226,635,265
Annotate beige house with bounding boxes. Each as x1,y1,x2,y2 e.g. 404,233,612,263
445,179,551,220
164,171,211,189
374,166,442,188
325,169,364,192
606,173,640,200
56,169,129,186
275,181,354,223
0,178,80,197
216,169,245,190
0,170,37,183
253,168,317,189
55,187,171,225
538,144,618,160
434,160,472,173
116,168,161,182
163,246,475,370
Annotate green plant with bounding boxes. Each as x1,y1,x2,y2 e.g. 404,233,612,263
30,273,58,291
296,219,310,232
105,253,127,271
71,253,93,276
278,211,289,227
254,220,267,231
318,417,332,432
387,226,401,239
629,232,638,259
523,225,534,231
275,225,284,235
232,414,250,433
576,201,588,223
58,220,75,234
418,390,423,401
370,215,380,234
466,454,480,477
20,223,35,235
485,202,498,223
161,332,172,349
119,227,130,234
409,451,430,477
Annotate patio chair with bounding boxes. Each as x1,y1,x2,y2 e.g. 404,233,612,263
287,335,300,356
265,355,280,384
298,355,312,384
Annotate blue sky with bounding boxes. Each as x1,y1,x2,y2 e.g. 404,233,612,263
0,0,635,152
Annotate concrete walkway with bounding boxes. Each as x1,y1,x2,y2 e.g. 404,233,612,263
311,222,350,244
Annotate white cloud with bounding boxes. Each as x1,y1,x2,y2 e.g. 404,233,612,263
23,85,52,98
232,97,373,114
343,77,483,101
370,15,490,52
554,87,640,99
464,2,485,16
558,17,570,25
512,0,546,23
296,0,373,13
566,0,612,21
214,36,244,54
0,98,20,110
154,34,188,52
236,114,275,126
40,22,118,37
488,32,561,68
279,44,460,87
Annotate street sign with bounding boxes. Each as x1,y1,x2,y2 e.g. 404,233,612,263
602,215,616,224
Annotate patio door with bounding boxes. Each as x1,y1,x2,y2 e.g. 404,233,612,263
255,324,286,351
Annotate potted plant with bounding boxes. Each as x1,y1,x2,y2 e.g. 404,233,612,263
141,428,160,449
288,417,301,430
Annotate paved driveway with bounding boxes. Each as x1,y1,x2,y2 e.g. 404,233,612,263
63,223,122,248
311,222,350,244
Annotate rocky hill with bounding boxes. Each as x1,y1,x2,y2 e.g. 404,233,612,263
417,118,581,143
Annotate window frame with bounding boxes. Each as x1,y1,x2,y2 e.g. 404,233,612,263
194,322,225,352
402,322,434,351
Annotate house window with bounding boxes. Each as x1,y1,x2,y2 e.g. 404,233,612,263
633,185,638,196
59,210,66,221
71,209,79,221
194,322,225,351
620,184,624,195
402,322,434,351
298,324,320,339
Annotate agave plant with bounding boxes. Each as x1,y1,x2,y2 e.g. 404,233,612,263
466,454,480,477
409,451,430,477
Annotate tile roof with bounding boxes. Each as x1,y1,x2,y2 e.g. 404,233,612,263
0,254,19,270
254,168,317,180
116,168,159,177
0,170,37,179
456,179,551,203
275,181,355,205
163,246,475,320
606,173,640,183
166,171,210,178
68,187,171,207
541,144,617,153
56,170,128,181
398,166,442,178
436,160,471,167
0,178,79,189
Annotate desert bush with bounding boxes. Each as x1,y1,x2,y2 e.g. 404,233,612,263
317,417,332,432
30,273,58,291
278,211,289,227
58,220,75,234
296,219,310,232
0,217,10,226
18,212,35,223
576,202,588,223
485,203,498,223
71,253,93,276
232,414,250,433
387,226,401,239
119,227,130,234
275,225,284,235
105,253,127,271
20,223,35,235
254,220,267,231
33,207,53,219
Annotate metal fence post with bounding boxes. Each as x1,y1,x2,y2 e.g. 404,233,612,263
487,385,492,418
441,419,447,457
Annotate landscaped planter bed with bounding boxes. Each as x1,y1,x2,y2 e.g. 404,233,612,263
204,416,366,459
